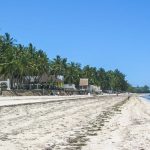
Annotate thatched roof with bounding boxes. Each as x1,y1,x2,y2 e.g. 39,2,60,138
79,78,88,86
39,73,49,83
39,74,64,83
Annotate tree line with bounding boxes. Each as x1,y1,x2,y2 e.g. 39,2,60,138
0,33,135,92
127,85,150,93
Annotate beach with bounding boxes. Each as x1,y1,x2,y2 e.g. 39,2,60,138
82,96,150,150
0,95,149,150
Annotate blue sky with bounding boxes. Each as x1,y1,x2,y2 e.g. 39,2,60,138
0,0,150,86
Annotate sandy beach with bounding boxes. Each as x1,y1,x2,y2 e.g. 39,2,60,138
82,96,150,150
0,95,149,150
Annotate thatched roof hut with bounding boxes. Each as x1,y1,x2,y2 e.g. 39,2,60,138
39,74,64,84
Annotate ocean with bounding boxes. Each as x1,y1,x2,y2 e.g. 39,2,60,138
143,94,150,100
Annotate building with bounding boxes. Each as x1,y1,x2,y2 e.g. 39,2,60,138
79,78,88,90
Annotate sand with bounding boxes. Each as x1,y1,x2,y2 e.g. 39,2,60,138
1,95,149,150
0,95,92,107
0,95,126,150
82,96,150,150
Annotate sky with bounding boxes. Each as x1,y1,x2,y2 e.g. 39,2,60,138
0,0,150,86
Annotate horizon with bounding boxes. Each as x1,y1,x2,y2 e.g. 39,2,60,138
0,0,150,86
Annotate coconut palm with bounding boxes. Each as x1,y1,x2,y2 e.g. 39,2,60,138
82,65,98,85
0,33,129,91
64,62,81,86
97,68,110,91
50,55,67,76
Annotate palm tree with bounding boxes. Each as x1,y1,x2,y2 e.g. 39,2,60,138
82,65,98,85
36,49,49,81
0,33,17,88
64,62,81,86
0,33,129,92
107,69,128,92
97,68,110,91
50,55,67,76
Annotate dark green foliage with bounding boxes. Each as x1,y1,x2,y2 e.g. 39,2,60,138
0,33,131,91
107,69,128,92
127,84,150,93
0,33,49,87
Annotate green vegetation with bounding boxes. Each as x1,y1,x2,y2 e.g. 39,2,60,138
127,84,150,93
0,33,145,92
